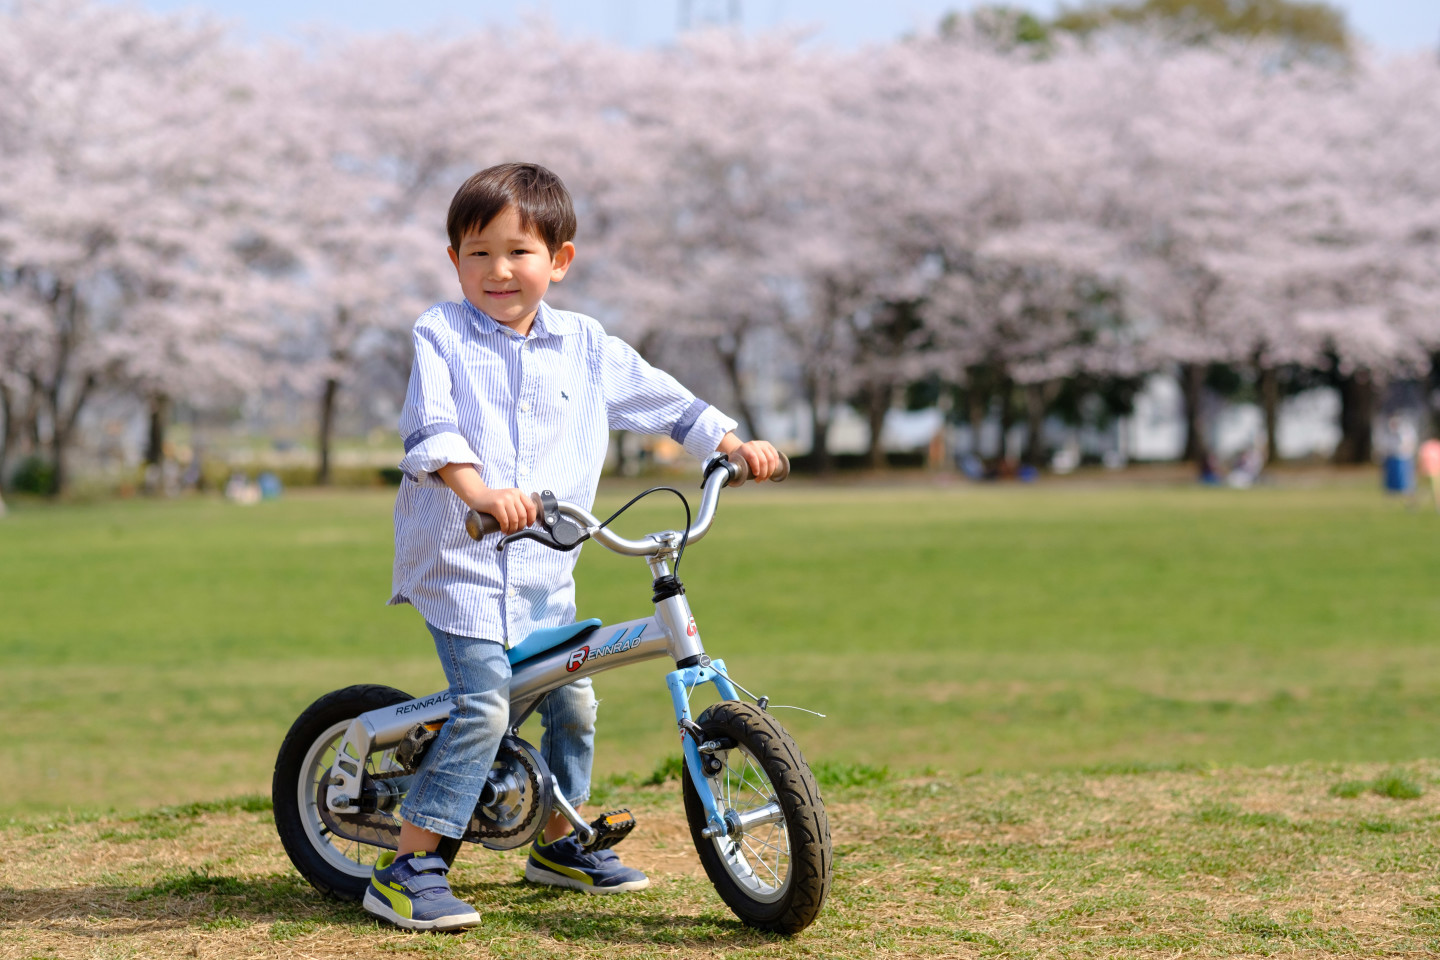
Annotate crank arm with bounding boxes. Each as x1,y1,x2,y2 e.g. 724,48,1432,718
549,775,598,846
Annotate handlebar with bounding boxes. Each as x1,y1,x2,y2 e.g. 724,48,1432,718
464,451,790,557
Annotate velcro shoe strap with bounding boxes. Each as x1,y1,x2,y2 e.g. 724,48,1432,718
408,856,450,874
403,873,453,894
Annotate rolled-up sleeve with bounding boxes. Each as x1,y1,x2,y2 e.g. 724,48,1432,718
601,335,737,459
397,321,481,485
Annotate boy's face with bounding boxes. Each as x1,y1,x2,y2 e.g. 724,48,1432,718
448,205,574,335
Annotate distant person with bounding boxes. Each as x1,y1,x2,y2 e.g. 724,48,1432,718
370,163,782,931
1418,438,1440,513
1382,416,1417,494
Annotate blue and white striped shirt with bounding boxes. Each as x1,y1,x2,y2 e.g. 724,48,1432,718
388,298,737,645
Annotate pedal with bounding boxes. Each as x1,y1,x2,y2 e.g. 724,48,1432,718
580,808,636,851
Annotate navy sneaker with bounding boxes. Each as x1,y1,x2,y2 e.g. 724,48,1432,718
525,835,650,894
363,851,481,931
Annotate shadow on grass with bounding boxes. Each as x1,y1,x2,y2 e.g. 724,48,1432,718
0,873,777,947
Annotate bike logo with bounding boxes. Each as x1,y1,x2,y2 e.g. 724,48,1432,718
566,647,590,672
687,617,697,637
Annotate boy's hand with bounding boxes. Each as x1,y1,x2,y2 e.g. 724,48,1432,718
438,463,537,534
472,487,539,535
719,434,782,483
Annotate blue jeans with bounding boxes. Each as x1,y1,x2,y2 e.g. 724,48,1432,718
398,622,598,839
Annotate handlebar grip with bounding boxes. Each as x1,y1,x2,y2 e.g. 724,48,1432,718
464,509,501,541
464,492,546,541
726,451,791,486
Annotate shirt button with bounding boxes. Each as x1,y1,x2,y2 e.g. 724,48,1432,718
519,401,531,412
507,587,517,599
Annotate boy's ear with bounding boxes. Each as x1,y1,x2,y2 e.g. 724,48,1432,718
447,246,459,270
550,241,576,282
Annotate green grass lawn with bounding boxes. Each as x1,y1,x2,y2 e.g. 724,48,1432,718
3,477,1439,816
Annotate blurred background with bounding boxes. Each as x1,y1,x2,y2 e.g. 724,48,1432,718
4,1,1440,817
2,0,1439,496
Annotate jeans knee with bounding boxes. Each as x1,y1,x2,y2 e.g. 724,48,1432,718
449,690,508,741
559,681,598,736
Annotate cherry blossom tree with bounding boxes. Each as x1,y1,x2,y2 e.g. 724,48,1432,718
0,0,267,493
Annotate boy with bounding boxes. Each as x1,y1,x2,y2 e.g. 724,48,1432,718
370,162,780,931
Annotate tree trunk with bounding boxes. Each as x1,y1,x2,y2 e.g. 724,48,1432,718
1334,368,1375,464
317,376,339,486
713,334,761,440
865,381,891,471
318,307,351,487
21,373,42,459
610,430,628,476
1022,381,1054,468
997,377,1016,464
1429,351,1440,440
1258,365,1280,464
811,411,833,474
145,392,170,466
45,373,96,497
0,379,15,489
800,360,836,475
966,379,988,458
1179,363,1209,464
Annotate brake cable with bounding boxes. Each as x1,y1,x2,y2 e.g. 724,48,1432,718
592,486,692,577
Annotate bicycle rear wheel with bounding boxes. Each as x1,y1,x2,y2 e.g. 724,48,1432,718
681,701,831,934
272,685,461,900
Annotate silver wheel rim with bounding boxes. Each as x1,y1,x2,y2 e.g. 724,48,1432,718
705,745,792,903
297,719,404,879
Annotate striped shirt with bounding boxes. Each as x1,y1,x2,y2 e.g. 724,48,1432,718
388,298,737,645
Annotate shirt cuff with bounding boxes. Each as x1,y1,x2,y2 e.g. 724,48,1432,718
680,404,738,460
398,429,481,486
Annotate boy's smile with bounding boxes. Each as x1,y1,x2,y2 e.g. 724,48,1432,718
448,206,574,336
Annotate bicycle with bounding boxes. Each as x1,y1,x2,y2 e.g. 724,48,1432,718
272,452,832,934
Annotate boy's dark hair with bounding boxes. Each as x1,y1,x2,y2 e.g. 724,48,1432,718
446,163,576,255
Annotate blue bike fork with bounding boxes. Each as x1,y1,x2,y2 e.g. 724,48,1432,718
666,659,740,831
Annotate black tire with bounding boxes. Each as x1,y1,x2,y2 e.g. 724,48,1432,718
272,684,461,901
681,701,831,934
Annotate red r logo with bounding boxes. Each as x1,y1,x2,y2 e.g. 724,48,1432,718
566,647,589,672
686,618,697,637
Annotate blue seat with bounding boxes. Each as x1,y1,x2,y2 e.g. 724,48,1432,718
507,618,603,666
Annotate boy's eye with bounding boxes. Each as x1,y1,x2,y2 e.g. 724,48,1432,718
511,249,530,257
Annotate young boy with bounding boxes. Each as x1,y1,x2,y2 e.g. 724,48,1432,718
370,162,780,931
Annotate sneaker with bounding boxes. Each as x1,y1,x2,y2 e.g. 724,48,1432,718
362,851,481,931
525,834,650,894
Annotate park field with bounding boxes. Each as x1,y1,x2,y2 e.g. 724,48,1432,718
3,477,1440,957
2,477,1439,814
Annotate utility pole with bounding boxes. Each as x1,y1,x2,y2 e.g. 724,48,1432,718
679,0,741,30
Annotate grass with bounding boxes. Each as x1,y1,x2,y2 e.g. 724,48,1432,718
3,476,1440,956
3,764,1440,957
3,479,1439,814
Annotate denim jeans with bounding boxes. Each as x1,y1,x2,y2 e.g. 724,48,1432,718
399,622,598,839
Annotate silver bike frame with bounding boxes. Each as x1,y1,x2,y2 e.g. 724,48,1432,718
325,457,737,817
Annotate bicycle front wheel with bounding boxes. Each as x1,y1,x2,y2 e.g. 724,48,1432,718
681,701,831,934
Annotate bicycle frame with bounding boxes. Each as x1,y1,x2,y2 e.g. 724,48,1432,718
324,561,739,835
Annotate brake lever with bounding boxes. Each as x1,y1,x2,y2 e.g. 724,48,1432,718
496,489,589,552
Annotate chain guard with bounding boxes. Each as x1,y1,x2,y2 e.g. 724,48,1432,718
317,735,551,853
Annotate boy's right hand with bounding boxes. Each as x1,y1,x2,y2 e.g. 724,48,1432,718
472,487,539,535
437,463,537,534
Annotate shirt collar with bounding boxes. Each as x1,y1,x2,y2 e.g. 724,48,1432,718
461,298,578,339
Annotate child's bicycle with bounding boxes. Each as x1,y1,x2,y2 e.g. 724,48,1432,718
272,452,832,934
